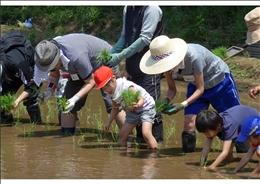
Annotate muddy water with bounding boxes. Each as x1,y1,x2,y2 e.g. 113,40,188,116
1,80,259,179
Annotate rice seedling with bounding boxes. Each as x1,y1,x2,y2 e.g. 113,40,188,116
121,89,140,108
96,49,112,65
155,98,169,113
164,120,176,145
23,123,37,137
0,94,15,112
57,97,68,112
211,46,228,59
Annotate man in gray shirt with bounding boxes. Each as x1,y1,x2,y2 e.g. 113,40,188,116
31,33,125,134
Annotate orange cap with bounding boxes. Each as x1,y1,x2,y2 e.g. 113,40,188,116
93,66,113,89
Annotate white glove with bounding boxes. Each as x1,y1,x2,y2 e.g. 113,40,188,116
64,95,80,113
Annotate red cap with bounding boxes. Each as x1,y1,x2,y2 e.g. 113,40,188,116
93,66,113,89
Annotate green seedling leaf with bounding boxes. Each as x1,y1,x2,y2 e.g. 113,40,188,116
57,97,69,112
211,46,228,59
155,99,169,113
121,88,140,108
96,49,112,64
0,94,15,112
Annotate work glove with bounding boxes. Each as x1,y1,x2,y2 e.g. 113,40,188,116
106,37,147,67
162,101,188,115
64,95,80,113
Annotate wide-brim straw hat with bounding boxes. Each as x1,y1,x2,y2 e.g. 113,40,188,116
140,35,188,75
244,7,260,45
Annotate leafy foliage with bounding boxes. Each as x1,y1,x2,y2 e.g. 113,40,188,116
0,94,15,112
121,88,140,108
155,99,169,113
211,46,228,59
57,97,68,112
0,6,254,48
97,49,112,64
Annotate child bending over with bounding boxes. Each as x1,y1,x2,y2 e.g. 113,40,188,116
93,66,158,150
195,105,259,172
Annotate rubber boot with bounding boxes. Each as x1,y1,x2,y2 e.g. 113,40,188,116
182,131,196,153
26,104,42,123
136,124,146,143
61,112,77,135
152,114,164,143
235,141,250,153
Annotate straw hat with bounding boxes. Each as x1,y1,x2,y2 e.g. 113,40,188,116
244,7,260,45
140,35,187,75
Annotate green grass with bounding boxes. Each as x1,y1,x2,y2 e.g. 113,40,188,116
211,46,228,59
0,94,15,112
96,49,112,64
121,89,140,108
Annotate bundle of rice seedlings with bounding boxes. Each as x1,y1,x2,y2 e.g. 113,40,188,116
121,88,140,108
155,98,169,113
0,94,15,112
96,49,112,64
57,97,69,112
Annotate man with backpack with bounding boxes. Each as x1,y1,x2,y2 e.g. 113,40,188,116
0,31,42,123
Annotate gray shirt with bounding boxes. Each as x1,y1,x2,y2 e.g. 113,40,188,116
55,33,111,80
179,44,230,89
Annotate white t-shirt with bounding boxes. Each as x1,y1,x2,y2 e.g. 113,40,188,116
111,77,155,112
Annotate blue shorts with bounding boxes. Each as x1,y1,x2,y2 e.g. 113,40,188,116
185,73,240,115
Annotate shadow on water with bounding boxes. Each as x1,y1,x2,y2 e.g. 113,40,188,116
16,127,119,141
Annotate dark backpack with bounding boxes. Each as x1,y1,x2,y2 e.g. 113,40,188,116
0,31,34,67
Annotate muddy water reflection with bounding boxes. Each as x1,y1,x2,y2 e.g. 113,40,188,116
1,80,259,179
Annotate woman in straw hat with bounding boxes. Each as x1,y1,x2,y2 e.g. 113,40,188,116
140,35,244,153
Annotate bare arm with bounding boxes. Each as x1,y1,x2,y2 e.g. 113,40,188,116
200,138,213,166
207,140,233,171
165,71,177,100
75,77,96,99
185,73,204,105
14,91,29,108
104,101,120,131
234,146,256,173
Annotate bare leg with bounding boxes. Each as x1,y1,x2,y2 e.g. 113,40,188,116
142,122,158,150
115,110,126,129
119,123,136,147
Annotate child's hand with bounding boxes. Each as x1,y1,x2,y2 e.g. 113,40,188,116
104,121,111,131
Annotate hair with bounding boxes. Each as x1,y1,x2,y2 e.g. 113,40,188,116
195,110,223,133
